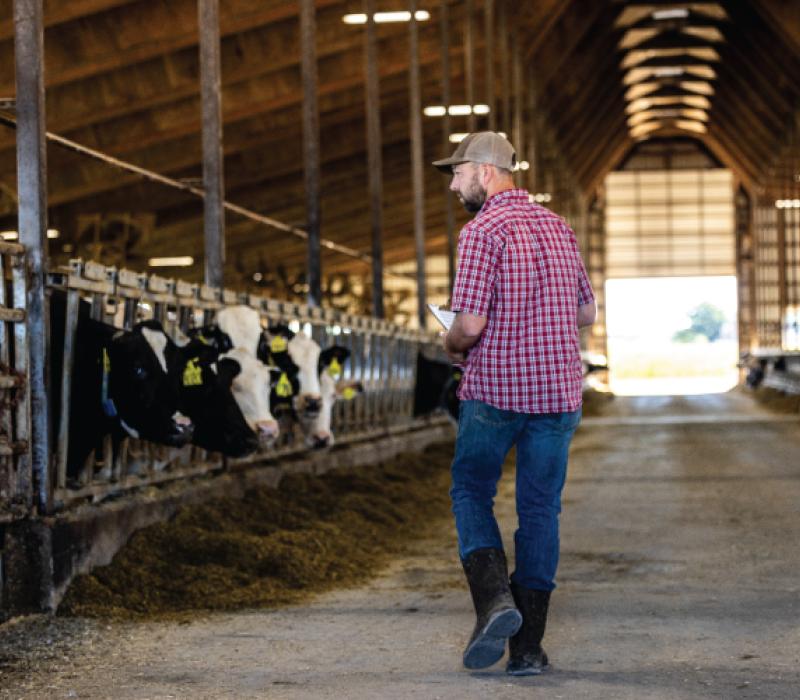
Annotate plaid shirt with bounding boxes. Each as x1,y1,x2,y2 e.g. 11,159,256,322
450,189,594,413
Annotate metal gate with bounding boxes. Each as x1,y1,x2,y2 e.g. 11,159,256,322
0,241,31,525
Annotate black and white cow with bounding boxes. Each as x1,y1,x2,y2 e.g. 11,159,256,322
50,292,194,481
413,351,462,424
303,346,363,448
260,324,323,419
176,335,279,457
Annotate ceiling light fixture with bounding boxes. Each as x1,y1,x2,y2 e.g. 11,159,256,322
449,130,506,143
148,256,194,267
425,104,490,117
652,9,689,21
343,11,430,25
1,228,60,240
776,199,800,209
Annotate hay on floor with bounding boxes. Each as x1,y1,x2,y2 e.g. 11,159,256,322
59,442,455,620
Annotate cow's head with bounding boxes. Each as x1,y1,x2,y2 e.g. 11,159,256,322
106,320,194,446
176,343,278,457
264,325,323,419
215,305,263,356
305,345,362,449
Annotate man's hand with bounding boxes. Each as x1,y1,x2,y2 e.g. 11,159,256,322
441,331,466,364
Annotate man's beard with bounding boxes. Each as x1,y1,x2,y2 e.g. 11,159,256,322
459,174,487,213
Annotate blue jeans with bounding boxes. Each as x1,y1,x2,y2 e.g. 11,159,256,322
450,400,582,591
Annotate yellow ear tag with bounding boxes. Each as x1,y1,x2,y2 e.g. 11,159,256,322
270,335,288,354
453,371,462,381
276,372,293,398
182,357,203,387
328,357,342,379
102,347,111,374
342,386,357,400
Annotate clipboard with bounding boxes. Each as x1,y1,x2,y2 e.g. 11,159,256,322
427,303,456,330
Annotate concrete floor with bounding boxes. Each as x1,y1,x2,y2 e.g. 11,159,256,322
2,390,799,699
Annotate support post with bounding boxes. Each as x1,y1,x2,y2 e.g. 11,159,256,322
198,0,225,289
364,0,384,318
512,28,523,161
484,0,495,131
464,0,476,133
409,0,426,328
440,0,456,294
14,0,50,514
498,0,510,135
300,0,322,307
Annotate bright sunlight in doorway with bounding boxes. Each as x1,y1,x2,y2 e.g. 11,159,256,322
605,276,739,396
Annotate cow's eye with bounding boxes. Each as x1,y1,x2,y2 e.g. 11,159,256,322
133,365,148,379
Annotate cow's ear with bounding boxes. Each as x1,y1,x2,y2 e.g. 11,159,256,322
134,319,166,335
267,324,295,340
256,333,271,364
216,357,242,387
320,345,350,366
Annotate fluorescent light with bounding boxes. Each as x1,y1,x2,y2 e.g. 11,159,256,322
425,104,492,117
653,67,684,78
448,105,472,116
343,10,430,24
529,193,551,204
519,160,530,171
776,199,800,209
148,256,194,267
653,9,689,20
1,229,59,240
449,130,506,144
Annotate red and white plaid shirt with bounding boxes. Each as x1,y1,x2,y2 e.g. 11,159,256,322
450,188,594,414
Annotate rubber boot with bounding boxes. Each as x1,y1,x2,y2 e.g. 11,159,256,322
506,583,551,676
461,548,522,669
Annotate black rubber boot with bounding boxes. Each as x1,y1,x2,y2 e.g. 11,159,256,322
506,583,551,676
461,548,522,670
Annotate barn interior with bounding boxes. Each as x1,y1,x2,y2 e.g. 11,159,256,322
2,2,800,696
0,0,796,339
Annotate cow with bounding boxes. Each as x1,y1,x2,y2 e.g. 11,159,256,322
49,291,194,483
413,351,461,424
303,346,363,448
261,324,323,419
174,338,279,457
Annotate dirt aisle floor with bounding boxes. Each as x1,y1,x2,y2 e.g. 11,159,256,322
3,390,800,699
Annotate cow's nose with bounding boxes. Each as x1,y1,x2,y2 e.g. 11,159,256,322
256,419,279,439
311,431,331,449
173,412,192,427
302,395,322,414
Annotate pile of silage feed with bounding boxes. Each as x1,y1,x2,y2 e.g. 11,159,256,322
749,386,800,413
59,442,455,620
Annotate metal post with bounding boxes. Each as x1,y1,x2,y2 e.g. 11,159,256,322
498,0,510,135
364,0,384,318
484,0,495,132
14,0,50,513
464,0,476,133
440,0,456,294
198,0,225,289
512,28,523,163
409,0,427,328
526,67,538,192
300,0,322,307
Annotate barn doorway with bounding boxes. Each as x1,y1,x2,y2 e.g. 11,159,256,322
605,276,739,395
603,153,738,395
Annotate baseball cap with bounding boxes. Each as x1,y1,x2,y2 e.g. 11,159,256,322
432,131,517,173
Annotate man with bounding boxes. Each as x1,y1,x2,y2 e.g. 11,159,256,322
432,132,596,675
